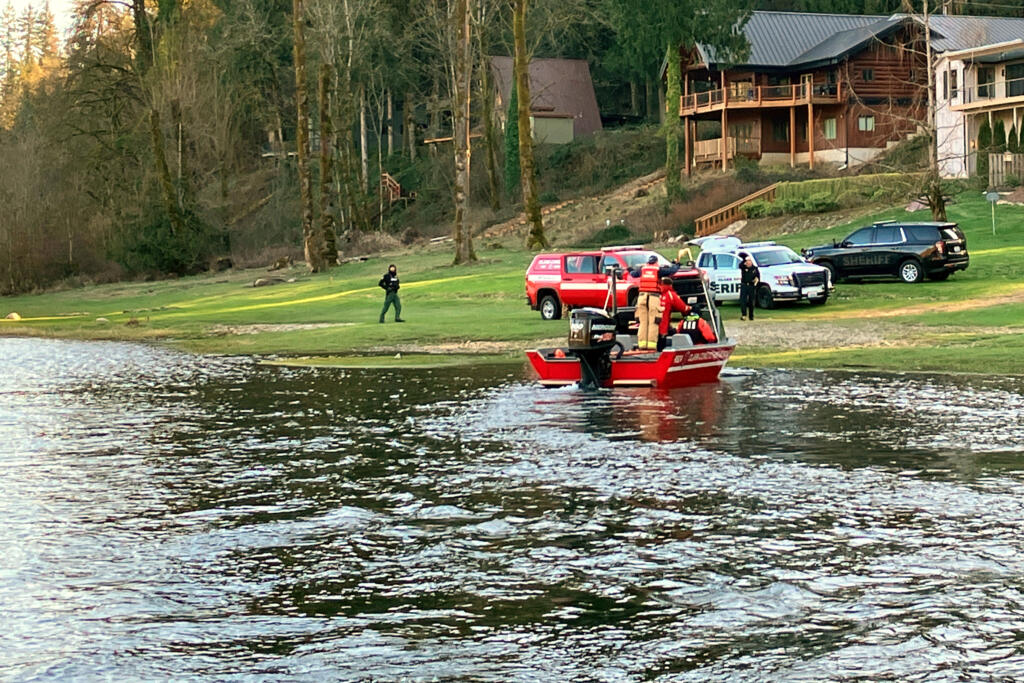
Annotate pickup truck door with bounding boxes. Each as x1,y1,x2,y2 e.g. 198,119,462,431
699,252,741,301
561,254,603,306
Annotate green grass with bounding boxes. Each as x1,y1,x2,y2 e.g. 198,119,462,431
2,190,1024,375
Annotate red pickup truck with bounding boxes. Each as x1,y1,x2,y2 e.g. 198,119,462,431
525,246,691,319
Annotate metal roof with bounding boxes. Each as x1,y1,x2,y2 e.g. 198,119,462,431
697,11,1024,71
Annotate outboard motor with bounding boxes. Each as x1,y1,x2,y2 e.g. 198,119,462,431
568,307,618,389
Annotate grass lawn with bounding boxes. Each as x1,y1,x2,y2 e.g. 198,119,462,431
2,190,1023,375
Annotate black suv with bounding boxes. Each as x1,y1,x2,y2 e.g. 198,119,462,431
802,221,969,283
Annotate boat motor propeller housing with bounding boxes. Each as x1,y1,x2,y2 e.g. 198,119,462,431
568,307,617,389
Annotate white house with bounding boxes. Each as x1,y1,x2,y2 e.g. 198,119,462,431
935,39,1024,178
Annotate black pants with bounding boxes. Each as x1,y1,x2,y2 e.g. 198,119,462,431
739,285,755,319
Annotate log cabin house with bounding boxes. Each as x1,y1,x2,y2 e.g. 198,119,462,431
680,11,1024,175
679,11,929,172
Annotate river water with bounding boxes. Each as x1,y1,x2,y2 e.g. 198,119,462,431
3,337,1024,681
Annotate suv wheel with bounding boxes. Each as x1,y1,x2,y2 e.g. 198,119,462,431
809,295,828,305
899,260,924,284
627,289,639,307
539,294,562,320
756,284,775,309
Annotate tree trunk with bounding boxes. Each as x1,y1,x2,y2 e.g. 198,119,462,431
664,43,682,201
359,84,368,193
131,0,152,73
170,98,192,209
319,63,337,266
386,89,394,157
149,108,186,237
923,0,946,221
404,91,416,161
452,0,476,264
292,0,325,272
630,79,639,116
477,32,500,210
645,77,655,122
514,0,547,250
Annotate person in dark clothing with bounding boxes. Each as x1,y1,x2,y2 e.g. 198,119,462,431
378,264,404,323
627,255,682,280
738,252,760,321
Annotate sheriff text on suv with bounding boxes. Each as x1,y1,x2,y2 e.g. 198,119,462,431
802,220,969,283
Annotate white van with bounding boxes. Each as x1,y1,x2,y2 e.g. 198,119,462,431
694,236,833,308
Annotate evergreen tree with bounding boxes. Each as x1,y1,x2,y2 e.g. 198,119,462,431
977,118,991,183
1009,124,1021,154
503,85,520,199
605,0,751,201
993,119,1007,153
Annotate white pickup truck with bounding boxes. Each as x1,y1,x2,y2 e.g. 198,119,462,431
694,236,833,309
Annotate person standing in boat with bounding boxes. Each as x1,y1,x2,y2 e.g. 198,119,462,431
629,254,682,350
378,264,405,323
738,252,760,321
631,255,681,350
657,277,691,350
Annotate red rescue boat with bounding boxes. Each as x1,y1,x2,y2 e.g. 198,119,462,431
526,341,735,389
526,257,736,389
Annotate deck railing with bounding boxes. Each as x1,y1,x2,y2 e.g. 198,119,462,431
692,136,760,162
959,75,1024,105
681,82,841,115
694,183,779,237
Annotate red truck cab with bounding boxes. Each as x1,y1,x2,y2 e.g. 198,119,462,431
525,246,693,320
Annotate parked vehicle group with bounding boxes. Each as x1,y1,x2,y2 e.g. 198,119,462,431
524,218,971,323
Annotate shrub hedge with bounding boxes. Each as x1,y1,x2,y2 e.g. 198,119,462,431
742,173,923,218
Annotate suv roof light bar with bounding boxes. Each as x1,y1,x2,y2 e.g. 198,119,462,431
600,244,646,251
873,220,898,225
739,241,777,248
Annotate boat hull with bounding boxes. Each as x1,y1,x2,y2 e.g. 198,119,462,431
526,342,736,389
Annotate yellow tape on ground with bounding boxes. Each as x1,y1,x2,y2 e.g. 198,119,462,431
0,314,87,322
151,274,481,319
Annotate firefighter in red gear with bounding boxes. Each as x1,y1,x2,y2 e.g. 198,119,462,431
632,255,681,350
677,309,718,344
658,277,691,338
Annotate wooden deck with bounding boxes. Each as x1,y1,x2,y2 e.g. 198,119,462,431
680,83,842,116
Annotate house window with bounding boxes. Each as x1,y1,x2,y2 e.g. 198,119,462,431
862,69,875,81
978,66,995,98
951,69,958,98
858,115,875,132
942,71,948,100
1008,63,1024,97
824,118,837,140
773,120,789,142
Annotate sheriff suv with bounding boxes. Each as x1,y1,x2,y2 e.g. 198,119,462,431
525,246,696,320
802,220,969,283
695,237,833,309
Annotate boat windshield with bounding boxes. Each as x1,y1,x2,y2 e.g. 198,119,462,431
753,248,803,267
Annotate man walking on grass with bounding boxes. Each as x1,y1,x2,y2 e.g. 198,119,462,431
378,264,405,323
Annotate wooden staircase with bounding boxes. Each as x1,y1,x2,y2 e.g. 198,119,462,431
694,183,778,237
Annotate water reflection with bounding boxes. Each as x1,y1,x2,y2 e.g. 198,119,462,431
2,337,1024,680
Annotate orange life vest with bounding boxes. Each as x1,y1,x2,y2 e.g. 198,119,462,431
639,264,661,293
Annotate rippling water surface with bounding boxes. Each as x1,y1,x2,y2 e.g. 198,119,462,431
3,337,1024,681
